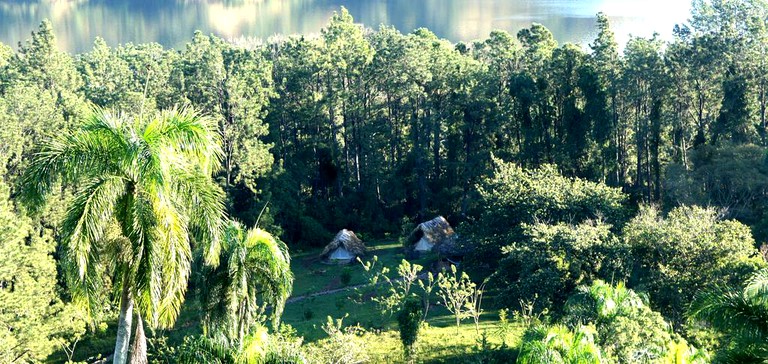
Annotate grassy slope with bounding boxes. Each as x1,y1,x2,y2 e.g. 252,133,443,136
57,240,524,363
289,240,410,297
285,239,428,340
286,240,523,362
361,320,521,363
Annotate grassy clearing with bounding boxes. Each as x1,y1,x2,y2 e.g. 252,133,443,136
294,308,523,363
360,320,522,363
284,240,524,362
285,240,421,340
56,240,523,363
290,240,427,297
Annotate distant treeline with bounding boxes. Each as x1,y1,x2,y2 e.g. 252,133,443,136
1,3,767,247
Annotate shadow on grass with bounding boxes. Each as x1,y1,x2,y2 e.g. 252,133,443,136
420,347,519,364
48,300,205,363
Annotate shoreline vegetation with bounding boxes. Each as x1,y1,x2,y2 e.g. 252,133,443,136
2,2,768,363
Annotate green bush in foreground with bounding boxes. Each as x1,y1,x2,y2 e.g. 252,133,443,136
691,269,768,363
304,316,369,364
625,205,763,323
518,325,603,364
517,281,709,364
564,280,708,363
493,220,629,312
397,298,423,361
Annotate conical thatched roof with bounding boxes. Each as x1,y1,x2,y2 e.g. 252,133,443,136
408,216,459,254
320,229,367,261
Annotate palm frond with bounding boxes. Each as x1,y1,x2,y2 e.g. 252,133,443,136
176,168,227,267
143,106,223,175
243,227,293,326
519,325,601,364
61,174,127,280
20,127,122,213
691,286,768,345
519,340,564,364
199,221,294,342
128,186,163,327
153,179,193,329
176,335,237,364
745,269,768,304
58,174,127,321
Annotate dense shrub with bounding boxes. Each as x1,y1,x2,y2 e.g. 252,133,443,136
465,158,629,278
152,325,306,364
564,281,677,363
491,220,629,311
518,325,603,364
397,298,423,361
304,316,369,364
624,205,764,323
340,267,352,286
560,281,708,363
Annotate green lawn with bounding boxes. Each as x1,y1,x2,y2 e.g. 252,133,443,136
360,320,522,363
285,239,432,340
290,239,429,297
290,294,523,363
55,240,523,363
284,240,524,362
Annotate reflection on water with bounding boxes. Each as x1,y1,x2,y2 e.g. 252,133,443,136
0,0,692,52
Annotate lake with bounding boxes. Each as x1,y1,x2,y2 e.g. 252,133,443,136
0,0,692,53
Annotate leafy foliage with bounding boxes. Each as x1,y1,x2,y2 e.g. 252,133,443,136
198,220,293,342
397,297,423,361
305,316,369,364
358,257,426,318
492,220,629,312
0,182,86,362
467,159,628,279
518,325,603,364
564,281,708,363
665,144,768,242
625,205,763,323
437,265,478,331
691,269,768,363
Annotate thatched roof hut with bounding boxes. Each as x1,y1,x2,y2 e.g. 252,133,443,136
407,216,458,254
320,229,367,264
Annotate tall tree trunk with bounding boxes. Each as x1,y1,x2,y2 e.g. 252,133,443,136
113,283,134,364
129,313,147,364
433,106,441,183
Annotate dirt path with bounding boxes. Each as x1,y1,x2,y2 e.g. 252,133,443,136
286,272,429,304
286,282,370,304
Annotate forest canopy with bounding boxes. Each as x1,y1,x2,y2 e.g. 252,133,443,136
1,1,768,363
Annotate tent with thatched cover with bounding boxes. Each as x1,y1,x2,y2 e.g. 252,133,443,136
320,229,367,264
407,216,458,254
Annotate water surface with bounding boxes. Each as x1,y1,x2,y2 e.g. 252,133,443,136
0,0,693,52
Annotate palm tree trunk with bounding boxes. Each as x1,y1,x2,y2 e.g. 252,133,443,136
129,313,148,364
113,283,134,364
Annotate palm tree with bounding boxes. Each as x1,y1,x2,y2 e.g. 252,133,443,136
198,220,293,345
518,324,603,364
565,280,709,363
564,280,646,326
21,107,226,364
690,269,768,363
